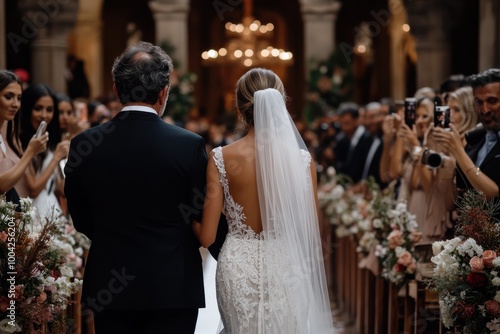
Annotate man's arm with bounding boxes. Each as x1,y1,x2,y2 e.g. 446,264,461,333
64,136,93,239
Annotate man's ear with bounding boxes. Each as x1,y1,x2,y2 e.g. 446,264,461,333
112,84,120,101
159,85,169,104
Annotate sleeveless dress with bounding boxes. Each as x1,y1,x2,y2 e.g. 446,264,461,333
212,146,312,334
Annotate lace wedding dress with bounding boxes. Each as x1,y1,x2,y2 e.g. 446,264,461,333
213,146,333,333
212,88,333,334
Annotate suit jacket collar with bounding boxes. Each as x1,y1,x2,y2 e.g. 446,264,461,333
112,110,162,122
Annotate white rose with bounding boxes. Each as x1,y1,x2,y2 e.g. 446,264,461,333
492,277,500,286
59,265,74,278
0,318,21,333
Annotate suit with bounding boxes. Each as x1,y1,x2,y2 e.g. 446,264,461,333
65,110,207,332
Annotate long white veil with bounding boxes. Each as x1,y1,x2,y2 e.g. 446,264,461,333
254,88,334,333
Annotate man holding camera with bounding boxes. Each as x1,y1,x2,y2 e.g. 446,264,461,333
434,68,500,202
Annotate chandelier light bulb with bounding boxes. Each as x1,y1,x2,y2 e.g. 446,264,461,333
259,25,267,33
266,23,274,31
245,49,254,57
244,59,253,67
271,48,280,57
234,50,243,58
261,49,270,57
249,22,259,31
218,48,228,56
201,51,209,60
208,49,218,58
402,24,410,32
357,45,366,53
235,24,244,33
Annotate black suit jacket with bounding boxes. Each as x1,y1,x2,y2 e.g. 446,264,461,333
65,111,207,311
456,138,500,219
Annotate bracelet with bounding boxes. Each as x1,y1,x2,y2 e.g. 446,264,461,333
465,166,481,176
465,166,476,174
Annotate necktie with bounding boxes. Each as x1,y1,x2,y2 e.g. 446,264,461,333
476,131,498,166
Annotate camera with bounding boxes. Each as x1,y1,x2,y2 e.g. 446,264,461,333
404,97,416,128
421,149,445,169
434,105,450,128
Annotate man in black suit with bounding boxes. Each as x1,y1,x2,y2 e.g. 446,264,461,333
65,42,207,333
435,69,500,216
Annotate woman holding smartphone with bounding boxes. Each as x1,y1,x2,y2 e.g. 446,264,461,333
0,70,47,202
19,84,70,218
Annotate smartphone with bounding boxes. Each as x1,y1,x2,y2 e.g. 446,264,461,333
434,106,450,128
35,121,47,138
404,98,416,128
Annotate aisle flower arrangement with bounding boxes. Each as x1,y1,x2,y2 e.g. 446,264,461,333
318,167,372,238
431,190,500,333
0,196,82,333
369,186,420,286
319,169,420,286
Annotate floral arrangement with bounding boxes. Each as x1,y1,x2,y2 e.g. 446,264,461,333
0,196,83,333
431,190,500,333
370,186,421,287
319,169,420,285
318,167,372,238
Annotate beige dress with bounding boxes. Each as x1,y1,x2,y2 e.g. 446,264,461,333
0,131,28,197
403,157,454,243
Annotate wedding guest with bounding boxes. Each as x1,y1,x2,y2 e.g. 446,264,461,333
56,92,84,140
0,70,47,201
19,84,70,218
434,69,500,203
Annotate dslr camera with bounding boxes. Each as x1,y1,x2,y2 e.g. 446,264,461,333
421,148,445,169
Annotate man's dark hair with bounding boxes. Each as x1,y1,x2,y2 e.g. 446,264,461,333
439,74,467,94
112,41,173,104
466,68,500,88
337,102,360,119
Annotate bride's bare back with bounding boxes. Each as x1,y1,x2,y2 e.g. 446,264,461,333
218,134,262,233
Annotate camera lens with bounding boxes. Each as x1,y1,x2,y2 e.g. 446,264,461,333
426,152,443,168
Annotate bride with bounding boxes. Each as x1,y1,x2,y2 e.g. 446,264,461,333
192,68,334,333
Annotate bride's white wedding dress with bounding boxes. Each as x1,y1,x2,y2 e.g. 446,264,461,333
212,88,334,334
213,146,306,333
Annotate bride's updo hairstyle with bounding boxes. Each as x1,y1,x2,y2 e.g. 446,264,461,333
236,68,286,128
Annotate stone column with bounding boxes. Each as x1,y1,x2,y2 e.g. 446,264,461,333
0,0,6,69
405,0,464,89
300,0,342,74
149,0,190,73
388,0,410,100
479,0,500,71
71,5,104,98
18,0,79,92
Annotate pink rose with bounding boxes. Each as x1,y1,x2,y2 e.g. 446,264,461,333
36,291,47,304
483,250,497,268
469,256,484,272
397,251,414,267
406,261,417,274
0,231,7,242
486,300,500,317
387,230,404,249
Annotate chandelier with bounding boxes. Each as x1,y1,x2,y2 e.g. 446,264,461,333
201,0,293,67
